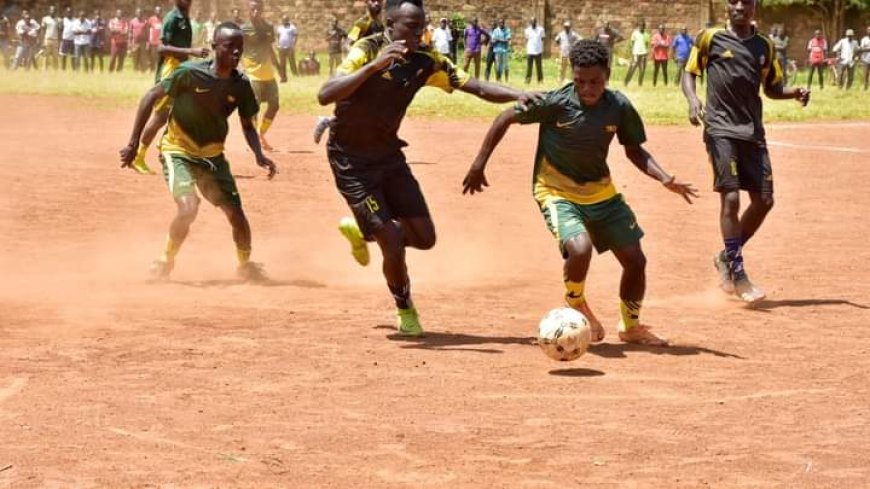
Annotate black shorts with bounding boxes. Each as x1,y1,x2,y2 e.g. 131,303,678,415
60,39,74,55
704,135,773,195
327,148,430,238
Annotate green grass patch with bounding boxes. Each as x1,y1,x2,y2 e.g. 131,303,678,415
1,56,868,125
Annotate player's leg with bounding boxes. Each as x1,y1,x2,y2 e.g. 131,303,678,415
731,142,773,302
151,153,202,279
706,135,742,294
611,243,666,345
254,80,279,151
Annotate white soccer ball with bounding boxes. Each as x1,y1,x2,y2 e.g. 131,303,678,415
537,307,592,361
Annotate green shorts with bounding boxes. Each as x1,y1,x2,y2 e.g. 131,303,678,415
160,152,241,207
540,194,644,257
251,79,279,106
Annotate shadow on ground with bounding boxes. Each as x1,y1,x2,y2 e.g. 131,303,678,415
750,298,870,311
375,325,535,354
588,342,745,359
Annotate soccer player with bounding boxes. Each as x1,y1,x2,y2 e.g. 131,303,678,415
681,0,810,303
130,0,210,175
463,40,696,346
317,0,539,336
119,22,277,281
313,0,384,145
241,0,280,151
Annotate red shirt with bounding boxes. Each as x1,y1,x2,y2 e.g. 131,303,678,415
651,32,671,61
807,37,827,64
148,15,162,46
130,17,147,43
109,17,129,44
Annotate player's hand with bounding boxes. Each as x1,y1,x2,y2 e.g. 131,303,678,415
516,91,545,112
257,155,278,180
462,165,489,195
372,40,408,70
663,176,699,204
191,47,210,58
795,87,810,106
119,142,137,168
688,99,705,126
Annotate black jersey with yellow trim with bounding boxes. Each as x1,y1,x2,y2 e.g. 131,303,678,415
686,27,783,142
347,14,384,43
329,32,471,158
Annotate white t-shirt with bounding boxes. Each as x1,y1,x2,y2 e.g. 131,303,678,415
61,17,76,41
833,38,858,66
72,19,92,46
631,29,648,56
554,30,580,57
432,26,452,55
15,19,40,42
861,36,870,64
525,25,545,55
277,23,297,49
42,15,59,41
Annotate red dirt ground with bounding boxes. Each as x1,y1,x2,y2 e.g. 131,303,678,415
1,94,869,488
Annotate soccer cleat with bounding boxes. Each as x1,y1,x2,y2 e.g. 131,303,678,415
734,275,766,304
131,157,154,175
237,261,268,282
618,323,669,346
338,217,370,266
313,116,331,144
397,307,424,336
148,259,173,280
713,251,735,293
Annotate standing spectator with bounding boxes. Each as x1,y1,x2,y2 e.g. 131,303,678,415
595,20,624,78
651,24,671,86
861,26,870,90
325,18,346,76
59,7,75,70
449,19,460,63
204,12,218,46
129,8,148,72
0,14,10,69
230,8,243,26
672,25,692,82
483,19,497,81
770,26,789,84
489,18,511,81
463,17,485,79
432,17,452,59
624,20,649,86
90,10,107,72
242,0,281,151
191,10,206,48
833,29,859,89
147,6,164,72
108,9,129,72
276,14,298,81
14,10,40,70
524,17,545,84
41,5,61,70
421,14,433,48
72,10,92,72
806,29,827,89
554,21,580,82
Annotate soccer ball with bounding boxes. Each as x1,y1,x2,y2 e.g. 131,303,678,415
537,307,592,361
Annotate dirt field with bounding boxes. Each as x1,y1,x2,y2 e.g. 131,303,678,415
1,94,869,488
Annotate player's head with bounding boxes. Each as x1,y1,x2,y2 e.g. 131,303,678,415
175,0,192,11
384,0,425,52
569,40,610,106
213,22,244,69
366,0,383,18
249,0,263,21
726,0,756,28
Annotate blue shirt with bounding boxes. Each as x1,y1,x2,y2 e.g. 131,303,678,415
673,33,693,60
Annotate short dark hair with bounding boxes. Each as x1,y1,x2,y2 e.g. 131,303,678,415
569,39,610,72
385,0,423,12
214,21,242,41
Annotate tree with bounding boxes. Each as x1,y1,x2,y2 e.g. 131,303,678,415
762,0,870,40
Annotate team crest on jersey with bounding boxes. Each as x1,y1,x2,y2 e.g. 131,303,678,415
722,49,734,58
227,95,236,103
605,125,618,133
381,70,393,80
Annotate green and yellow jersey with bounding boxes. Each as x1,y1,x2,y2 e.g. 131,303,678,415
686,28,783,142
241,19,276,82
155,7,193,83
514,85,647,206
330,32,471,157
347,13,383,43
159,60,259,158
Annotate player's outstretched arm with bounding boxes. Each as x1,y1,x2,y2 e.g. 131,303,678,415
680,70,704,126
458,78,543,105
463,108,517,195
119,84,166,168
624,144,698,204
240,115,277,179
764,82,810,105
318,41,408,105
158,42,209,59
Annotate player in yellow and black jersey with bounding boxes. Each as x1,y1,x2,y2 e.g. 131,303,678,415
317,0,540,336
681,0,809,304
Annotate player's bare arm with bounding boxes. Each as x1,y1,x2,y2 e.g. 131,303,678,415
458,78,544,105
158,43,209,58
764,83,810,105
240,115,278,179
317,41,408,105
119,84,166,167
463,108,517,195
624,144,698,204
680,70,704,126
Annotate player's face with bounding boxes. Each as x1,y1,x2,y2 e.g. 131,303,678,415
367,0,382,17
387,4,425,52
249,2,262,20
572,65,608,107
176,0,192,11
214,30,244,69
726,0,755,28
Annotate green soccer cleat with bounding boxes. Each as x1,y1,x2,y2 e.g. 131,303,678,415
397,307,424,337
338,217,370,266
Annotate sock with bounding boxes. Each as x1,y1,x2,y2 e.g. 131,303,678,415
258,117,273,137
237,248,252,266
388,282,413,310
619,299,642,331
564,279,586,309
723,237,745,278
160,235,182,264
136,142,149,161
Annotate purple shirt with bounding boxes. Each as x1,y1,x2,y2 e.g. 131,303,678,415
464,25,484,53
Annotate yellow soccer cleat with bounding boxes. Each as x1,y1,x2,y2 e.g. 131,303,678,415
338,217,370,266
131,156,154,175
397,307,424,337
